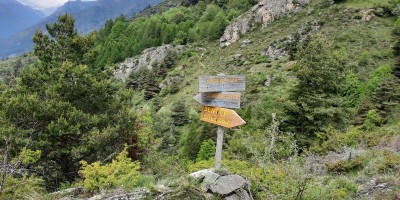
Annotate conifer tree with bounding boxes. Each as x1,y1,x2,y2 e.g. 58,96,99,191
171,102,188,126
285,35,348,146
0,15,136,188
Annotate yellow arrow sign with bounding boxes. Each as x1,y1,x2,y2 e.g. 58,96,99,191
200,106,246,128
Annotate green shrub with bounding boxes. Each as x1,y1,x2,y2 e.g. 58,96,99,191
373,150,400,173
0,175,45,200
78,146,141,192
327,156,365,173
196,139,216,162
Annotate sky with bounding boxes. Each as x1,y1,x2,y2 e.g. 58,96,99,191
17,0,96,10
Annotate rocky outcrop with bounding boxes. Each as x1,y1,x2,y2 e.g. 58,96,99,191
261,20,320,60
220,0,311,47
114,44,185,80
189,169,253,200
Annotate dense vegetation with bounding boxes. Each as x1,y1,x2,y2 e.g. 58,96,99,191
0,0,400,199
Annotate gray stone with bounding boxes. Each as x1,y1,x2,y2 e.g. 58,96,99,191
241,39,252,47
189,169,220,191
264,75,274,87
220,0,311,47
88,194,104,200
114,44,186,80
261,20,320,59
225,190,252,200
210,175,248,195
105,188,150,200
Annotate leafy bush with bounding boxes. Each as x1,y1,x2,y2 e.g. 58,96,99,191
196,139,216,161
327,156,365,173
372,150,400,173
78,146,141,192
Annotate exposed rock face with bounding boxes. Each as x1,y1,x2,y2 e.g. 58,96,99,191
220,0,311,47
114,44,185,80
261,20,320,60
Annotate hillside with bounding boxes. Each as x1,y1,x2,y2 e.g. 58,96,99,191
0,0,400,199
0,0,163,58
0,0,45,37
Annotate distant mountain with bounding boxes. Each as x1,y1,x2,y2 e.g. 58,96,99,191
0,0,45,37
0,0,163,58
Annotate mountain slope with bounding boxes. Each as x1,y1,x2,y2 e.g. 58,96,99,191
0,0,163,58
0,0,45,37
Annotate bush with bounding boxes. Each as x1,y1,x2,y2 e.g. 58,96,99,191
327,156,365,173
372,150,400,173
196,139,216,162
78,146,141,192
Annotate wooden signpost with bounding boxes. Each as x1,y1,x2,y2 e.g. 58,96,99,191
194,74,246,169
193,92,241,109
200,106,245,128
199,75,245,92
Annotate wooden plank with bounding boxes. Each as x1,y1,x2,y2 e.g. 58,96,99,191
193,92,241,109
199,75,245,92
200,106,246,128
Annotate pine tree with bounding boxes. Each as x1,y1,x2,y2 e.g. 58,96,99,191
285,34,348,147
33,14,95,67
0,15,136,188
171,102,188,126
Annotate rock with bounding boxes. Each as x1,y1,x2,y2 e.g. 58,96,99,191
114,44,185,80
189,169,219,180
154,185,172,194
189,169,220,191
264,75,274,87
50,187,84,196
225,189,252,200
361,9,374,22
105,188,150,200
88,194,104,200
210,175,248,195
220,0,311,47
261,20,320,59
241,39,252,47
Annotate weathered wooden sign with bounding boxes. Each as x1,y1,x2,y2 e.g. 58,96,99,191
193,92,241,109
199,75,245,92
200,106,246,128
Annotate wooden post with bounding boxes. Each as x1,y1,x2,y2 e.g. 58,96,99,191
215,126,225,169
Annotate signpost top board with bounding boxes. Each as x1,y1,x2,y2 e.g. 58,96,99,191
193,92,241,109
199,75,245,92
200,106,245,128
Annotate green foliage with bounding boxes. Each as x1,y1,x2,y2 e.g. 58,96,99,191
327,157,365,173
372,150,400,173
79,146,141,192
19,147,41,165
285,34,348,146
354,66,400,125
94,2,245,67
0,15,137,188
0,175,45,200
179,122,214,160
196,139,215,161
33,14,96,67
171,101,189,126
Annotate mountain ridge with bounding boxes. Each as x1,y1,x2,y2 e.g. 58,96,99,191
0,0,45,37
0,0,163,58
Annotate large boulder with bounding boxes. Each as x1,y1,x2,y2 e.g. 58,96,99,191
190,169,253,200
